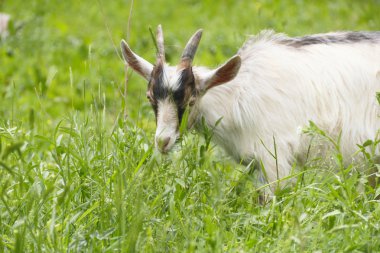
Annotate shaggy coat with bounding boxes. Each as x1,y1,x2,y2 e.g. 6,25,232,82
121,27,380,188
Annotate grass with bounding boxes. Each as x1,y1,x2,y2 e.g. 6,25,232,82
1,0,380,252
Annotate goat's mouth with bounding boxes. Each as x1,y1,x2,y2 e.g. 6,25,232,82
156,143,172,154
155,132,180,154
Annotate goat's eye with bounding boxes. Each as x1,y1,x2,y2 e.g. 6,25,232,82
146,91,153,101
146,94,156,105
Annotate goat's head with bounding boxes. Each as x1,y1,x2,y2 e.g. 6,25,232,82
121,25,241,153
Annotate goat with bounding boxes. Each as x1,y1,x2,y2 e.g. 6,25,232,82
121,25,380,190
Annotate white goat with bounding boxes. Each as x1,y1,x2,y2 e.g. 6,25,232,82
121,26,380,189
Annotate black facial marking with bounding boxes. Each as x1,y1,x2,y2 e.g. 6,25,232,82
151,103,158,119
147,65,197,125
151,65,169,101
282,31,380,48
148,64,168,118
173,85,186,123
173,68,195,123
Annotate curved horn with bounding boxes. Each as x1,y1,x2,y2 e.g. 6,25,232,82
179,29,203,68
156,24,165,63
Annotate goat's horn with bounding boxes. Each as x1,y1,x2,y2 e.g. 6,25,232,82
120,40,154,80
156,24,165,63
180,29,203,67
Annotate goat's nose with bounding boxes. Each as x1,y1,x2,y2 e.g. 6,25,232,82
156,136,171,152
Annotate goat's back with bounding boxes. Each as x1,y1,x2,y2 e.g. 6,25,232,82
196,31,380,178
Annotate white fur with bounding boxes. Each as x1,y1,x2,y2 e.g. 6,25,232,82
124,30,380,188
155,97,179,152
189,31,380,185
165,66,182,90
154,65,182,152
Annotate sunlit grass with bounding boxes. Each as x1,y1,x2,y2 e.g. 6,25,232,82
1,0,380,251
1,113,380,251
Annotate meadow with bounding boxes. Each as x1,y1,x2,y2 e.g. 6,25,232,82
1,0,380,252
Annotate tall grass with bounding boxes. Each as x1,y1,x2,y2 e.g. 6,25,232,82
2,107,380,251
1,0,380,251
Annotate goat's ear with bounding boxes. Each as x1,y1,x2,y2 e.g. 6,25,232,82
199,55,241,91
120,40,154,81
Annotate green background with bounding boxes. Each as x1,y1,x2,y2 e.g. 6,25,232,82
1,0,380,252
